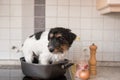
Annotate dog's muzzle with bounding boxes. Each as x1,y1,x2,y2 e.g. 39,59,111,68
49,48,54,52
48,45,55,52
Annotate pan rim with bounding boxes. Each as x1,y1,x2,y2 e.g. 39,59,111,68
20,57,69,66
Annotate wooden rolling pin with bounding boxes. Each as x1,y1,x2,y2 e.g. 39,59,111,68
89,43,97,75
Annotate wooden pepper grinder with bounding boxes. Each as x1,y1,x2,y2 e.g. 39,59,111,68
89,43,97,75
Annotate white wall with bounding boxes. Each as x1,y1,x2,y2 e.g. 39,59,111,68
0,0,22,59
22,0,34,42
46,0,120,62
0,0,34,60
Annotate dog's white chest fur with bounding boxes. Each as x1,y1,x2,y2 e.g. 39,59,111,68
22,31,66,65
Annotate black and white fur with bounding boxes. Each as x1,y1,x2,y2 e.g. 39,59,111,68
22,27,76,65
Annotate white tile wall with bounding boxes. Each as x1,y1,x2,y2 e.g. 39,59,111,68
46,0,120,61
22,29,34,41
0,0,9,4
104,16,115,30
57,6,69,17
10,51,23,59
114,54,120,61
81,41,91,47
46,0,57,5
81,0,93,6
46,6,57,17
96,54,103,61
46,18,57,28
103,41,114,53
58,0,69,6
115,16,120,30
69,6,80,17
71,41,81,53
92,7,103,18
81,30,92,41
0,29,9,39
10,17,22,28
22,0,34,41
81,7,92,18
103,30,115,41
81,18,92,29
91,18,103,30
10,0,22,4
115,30,120,41
9,0,23,59
10,5,22,17
0,40,9,51
0,5,9,16
93,0,96,6
57,18,69,27
22,5,34,17
69,18,80,29
22,17,34,28
22,0,34,5
103,54,114,61
0,51,10,59
91,30,103,41
114,42,120,53
0,0,34,60
0,17,9,28
69,0,80,6
0,0,22,59
10,29,22,40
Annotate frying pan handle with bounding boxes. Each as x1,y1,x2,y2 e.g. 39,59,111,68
62,63,74,69
57,59,69,65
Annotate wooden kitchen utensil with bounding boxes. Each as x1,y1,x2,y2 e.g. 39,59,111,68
89,43,97,75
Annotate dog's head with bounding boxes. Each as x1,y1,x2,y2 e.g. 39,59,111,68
48,27,76,54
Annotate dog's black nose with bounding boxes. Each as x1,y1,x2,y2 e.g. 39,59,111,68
49,48,54,52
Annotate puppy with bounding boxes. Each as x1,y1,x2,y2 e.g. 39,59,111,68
22,27,76,65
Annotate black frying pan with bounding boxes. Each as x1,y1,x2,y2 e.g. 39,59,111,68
20,57,73,79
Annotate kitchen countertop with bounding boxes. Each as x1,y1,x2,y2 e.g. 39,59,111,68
75,67,120,80
0,66,120,80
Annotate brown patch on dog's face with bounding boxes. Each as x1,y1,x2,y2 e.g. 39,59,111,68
53,44,69,54
61,44,69,51
50,44,69,54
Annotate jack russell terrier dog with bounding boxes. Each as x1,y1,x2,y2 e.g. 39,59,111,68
14,27,76,65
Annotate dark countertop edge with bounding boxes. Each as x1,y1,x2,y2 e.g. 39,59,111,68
0,65,21,69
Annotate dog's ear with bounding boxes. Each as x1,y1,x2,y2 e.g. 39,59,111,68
63,28,76,46
68,32,76,46
48,28,53,40
65,28,71,32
